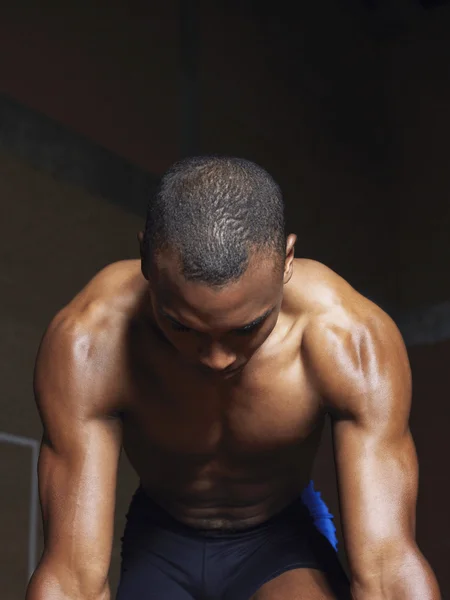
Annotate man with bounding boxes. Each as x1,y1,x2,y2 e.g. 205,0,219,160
26,156,440,599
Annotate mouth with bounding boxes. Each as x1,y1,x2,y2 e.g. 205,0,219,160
220,364,245,377
198,363,245,377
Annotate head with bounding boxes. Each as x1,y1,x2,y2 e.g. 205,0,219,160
139,156,296,376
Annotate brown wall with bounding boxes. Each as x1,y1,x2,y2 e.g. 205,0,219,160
0,1,398,304
382,15,450,590
408,340,450,594
196,1,397,304
0,2,180,173
384,5,450,311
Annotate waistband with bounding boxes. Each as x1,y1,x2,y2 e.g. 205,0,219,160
126,485,312,539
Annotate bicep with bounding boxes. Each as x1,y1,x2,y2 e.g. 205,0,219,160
326,314,419,584
33,319,122,595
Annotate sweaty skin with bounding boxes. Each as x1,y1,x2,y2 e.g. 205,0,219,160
26,249,440,600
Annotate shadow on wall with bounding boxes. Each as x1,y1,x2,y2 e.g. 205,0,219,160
408,339,450,595
0,94,157,216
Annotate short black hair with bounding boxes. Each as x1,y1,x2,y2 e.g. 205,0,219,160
143,156,286,286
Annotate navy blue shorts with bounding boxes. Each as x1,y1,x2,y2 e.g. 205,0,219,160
117,486,349,599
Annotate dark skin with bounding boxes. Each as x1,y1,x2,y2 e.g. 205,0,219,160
26,233,441,600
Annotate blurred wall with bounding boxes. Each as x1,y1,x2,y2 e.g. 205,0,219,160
0,2,180,174
198,0,397,306
385,6,450,311
0,0,397,305
408,340,450,595
383,5,450,593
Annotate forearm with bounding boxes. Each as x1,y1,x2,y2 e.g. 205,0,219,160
351,549,441,600
26,558,110,600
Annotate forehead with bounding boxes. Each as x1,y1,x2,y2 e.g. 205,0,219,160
150,251,282,326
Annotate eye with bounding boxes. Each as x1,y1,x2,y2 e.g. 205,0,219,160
171,323,191,333
235,328,254,336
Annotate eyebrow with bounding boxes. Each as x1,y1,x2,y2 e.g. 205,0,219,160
160,306,275,332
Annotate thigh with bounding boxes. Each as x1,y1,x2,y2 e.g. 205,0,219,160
223,501,350,600
250,567,350,600
116,561,195,600
119,488,204,599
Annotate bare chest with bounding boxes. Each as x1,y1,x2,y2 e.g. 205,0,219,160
123,340,323,464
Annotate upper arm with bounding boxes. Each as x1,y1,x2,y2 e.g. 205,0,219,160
330,318,417,568
30,316,122,598
306,307,439,597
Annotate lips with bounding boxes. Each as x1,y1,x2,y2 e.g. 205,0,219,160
221,364,244,376
197,363,244,377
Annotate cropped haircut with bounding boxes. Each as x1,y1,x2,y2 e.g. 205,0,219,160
143,156,286,286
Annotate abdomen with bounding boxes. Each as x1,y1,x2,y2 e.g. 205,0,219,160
122,417,324,529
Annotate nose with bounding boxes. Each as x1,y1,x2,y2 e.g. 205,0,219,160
198,341,236,372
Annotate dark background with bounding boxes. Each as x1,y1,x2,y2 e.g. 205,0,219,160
0,0,449,597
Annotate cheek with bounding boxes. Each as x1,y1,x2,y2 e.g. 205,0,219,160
259,316,278,339
232,329,270,354
154,318,190,350
249,319,278,349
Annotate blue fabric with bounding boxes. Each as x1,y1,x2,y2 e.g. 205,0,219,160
301,481,338,551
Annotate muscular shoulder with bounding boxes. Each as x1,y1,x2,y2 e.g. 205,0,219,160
35,260,144,419
291,260,411,418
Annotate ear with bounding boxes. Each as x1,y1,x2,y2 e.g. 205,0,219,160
137,231,149,280
283,234,296,284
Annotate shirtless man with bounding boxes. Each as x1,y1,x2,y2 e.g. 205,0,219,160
26,157,440,599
